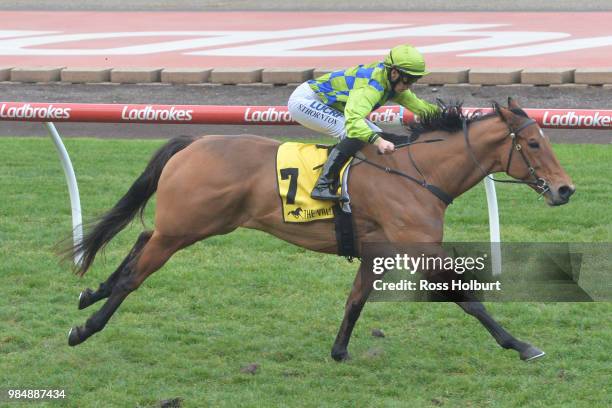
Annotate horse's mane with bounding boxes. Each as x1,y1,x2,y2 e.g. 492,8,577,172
406,99,529,140
407,100,471,140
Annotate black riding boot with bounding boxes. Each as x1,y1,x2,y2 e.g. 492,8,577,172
311,138,365,201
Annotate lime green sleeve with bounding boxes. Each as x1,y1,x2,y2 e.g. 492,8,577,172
344,86,384,143
392,90,439,117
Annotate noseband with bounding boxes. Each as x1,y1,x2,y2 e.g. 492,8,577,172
462,116,551,197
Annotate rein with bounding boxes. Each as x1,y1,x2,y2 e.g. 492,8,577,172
357,113,551,206
462,117,551,197
359,138,454,206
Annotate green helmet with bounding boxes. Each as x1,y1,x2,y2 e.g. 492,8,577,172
383,44,429,76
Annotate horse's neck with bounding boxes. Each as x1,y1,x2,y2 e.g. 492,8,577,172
407,119,506,200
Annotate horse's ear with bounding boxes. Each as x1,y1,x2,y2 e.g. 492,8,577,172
507,97,521,110
493,101,502,116
435,98,447,110
494,102,514,123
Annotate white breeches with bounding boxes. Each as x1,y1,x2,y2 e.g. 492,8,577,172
287,82,381,140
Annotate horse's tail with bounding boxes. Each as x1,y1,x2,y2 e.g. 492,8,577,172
69,135,199,276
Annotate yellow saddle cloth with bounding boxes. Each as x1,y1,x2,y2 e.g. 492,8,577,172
276,142,348,223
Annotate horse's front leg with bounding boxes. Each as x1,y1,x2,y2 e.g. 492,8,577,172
421,246,546,362
456,300,545,361
420,244,545,361
331,262,377,361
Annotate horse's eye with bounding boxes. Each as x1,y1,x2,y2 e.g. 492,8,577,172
528,140,540,149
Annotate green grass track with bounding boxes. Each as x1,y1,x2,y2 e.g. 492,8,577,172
0,138,610,407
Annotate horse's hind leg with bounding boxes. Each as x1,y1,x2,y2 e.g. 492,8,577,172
68,231,190,346
78,231,153,310
456,301,545,361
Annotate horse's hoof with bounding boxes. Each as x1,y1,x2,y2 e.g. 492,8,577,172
331,349,351,362
68,327,82,347
520,345,546,361
78,289,94,310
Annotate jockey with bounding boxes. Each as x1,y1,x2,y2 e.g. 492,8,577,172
288,44,440,201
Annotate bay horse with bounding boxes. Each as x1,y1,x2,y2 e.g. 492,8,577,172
67,98,575,362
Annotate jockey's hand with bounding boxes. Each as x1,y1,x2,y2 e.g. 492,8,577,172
375,138,395,155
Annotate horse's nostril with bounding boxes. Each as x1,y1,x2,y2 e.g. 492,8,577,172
558,185,574,200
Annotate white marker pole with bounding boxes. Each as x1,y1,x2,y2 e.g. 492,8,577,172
45,122,83,266
484,177,502,276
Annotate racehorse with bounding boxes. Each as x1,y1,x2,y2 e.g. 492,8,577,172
67,98,574,362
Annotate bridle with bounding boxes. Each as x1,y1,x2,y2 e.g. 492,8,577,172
462,115,551,198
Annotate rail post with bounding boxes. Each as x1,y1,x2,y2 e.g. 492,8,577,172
44,122,83,266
